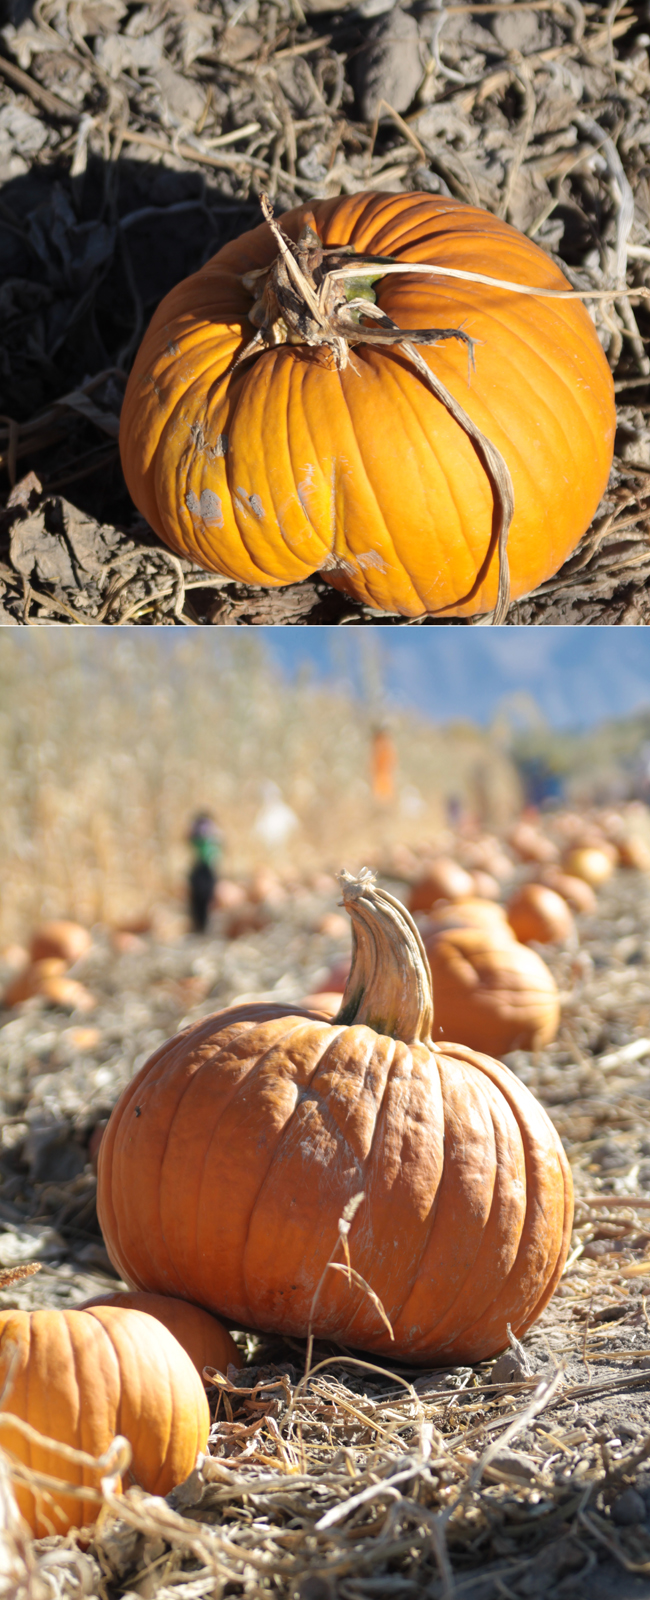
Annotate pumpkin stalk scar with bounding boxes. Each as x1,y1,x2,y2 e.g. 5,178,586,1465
240,193,476,377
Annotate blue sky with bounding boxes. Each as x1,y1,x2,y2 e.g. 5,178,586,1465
262,631,650,730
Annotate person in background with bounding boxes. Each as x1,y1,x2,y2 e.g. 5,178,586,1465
371,724,397,803
188,813,223,933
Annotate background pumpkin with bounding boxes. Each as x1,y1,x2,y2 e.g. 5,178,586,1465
119,191,614,621
537,868,598,915
3,959,67,1008
422,898,513,936
408,858,475,912
506,884,575,946
29,922,92,965
97,873,572,1367
616,835,650,870
563,846,615,886
0,1305,209,1534
508,822,559,865
423,923,560,1056
78,1292,240,1377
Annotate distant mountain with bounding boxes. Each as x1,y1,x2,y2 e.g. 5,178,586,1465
263,632,650,731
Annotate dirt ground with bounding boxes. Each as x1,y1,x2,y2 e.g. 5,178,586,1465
1,0,650,623
5,866,650,1595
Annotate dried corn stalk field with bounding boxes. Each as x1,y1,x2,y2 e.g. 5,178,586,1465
4,849,650,1595
0,632,523,944
1,0,650,622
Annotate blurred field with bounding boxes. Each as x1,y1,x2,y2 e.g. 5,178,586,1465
0,634,522,946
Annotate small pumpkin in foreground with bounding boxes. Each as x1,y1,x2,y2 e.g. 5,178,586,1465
422,923,560,1057
78,1291,240,1377
0,1305,209,1534
506,884,575,946
98,871,572,1366
119,191,614,620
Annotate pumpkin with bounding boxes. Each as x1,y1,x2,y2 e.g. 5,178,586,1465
324,953,354,993
422,923,560,1057
119,192,614,621
2,959,67,1008
537,868,598,915
29,922,92,965
214,879,248,911
77,1292,240,1378
301,990,344,1016
39,975,96,1012
247,867,285,906
97,871,572,1367
408,858,475,912
3,962,96,1013
458,837,513,881
616,835,650,870
423,898,512,936
506,884,575,946
562,846,614,887
0,1305,209,1534
471,870,501,901
508,822,558,866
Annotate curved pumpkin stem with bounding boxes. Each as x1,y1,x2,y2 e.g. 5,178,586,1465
336,869,434,1047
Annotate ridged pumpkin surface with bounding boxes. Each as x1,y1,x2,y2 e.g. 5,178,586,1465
119,191,615,619
0,1305,209,1533
98,875,572,1366
78,1291,240,1376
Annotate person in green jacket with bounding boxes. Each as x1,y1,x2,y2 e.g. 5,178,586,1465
188,813,223,933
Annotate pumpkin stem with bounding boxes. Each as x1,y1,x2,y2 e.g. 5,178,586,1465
238,197,514,623
335,869,434,1046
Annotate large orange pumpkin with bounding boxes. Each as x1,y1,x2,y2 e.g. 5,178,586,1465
77,1292,240,1377
423,923,560,1056
119,192,614,620
98,872,572,1366
0,1305,209,1534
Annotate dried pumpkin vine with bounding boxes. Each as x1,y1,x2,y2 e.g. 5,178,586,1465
237,195,516,625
